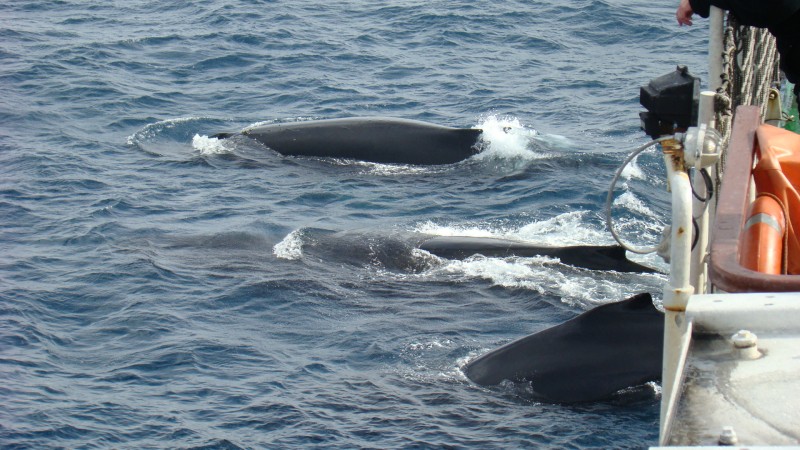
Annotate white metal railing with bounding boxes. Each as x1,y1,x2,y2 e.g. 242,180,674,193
657,95,721,441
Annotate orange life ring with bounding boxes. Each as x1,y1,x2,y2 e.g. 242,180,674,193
753,124,800,274
739,194,786,274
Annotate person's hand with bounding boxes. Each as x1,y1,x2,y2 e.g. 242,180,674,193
676,0,694,25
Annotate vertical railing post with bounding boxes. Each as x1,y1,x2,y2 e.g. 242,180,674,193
659,157,695,443
708,6,724,92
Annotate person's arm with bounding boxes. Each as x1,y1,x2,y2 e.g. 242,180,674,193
677,0,716,25
677,0,798,29
676,0,695,25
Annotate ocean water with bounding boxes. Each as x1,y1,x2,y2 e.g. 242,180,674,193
1,1,710,448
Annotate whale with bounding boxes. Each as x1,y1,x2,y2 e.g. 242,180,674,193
295,228,657,274
212,117,484,165
291,228,662,401
463,292,663,403
418,236,657,273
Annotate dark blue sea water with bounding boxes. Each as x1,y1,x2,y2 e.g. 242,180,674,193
2,1,710,448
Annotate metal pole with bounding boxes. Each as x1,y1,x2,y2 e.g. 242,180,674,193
708,6,724,92
659,161,694,444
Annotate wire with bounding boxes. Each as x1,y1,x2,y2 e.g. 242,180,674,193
605,137,673,254
689,167,714,202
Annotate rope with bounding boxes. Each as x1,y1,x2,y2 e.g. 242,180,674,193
713,12,781,202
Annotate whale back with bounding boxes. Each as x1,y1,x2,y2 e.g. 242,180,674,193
242,117,483,165
463,293,663,403
418,236,657,273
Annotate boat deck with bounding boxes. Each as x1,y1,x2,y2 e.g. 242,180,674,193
658,293,800,447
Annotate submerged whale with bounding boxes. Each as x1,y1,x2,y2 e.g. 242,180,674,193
418,236,656,273
296,229,657,274
213,117,484,165
463,293,663,403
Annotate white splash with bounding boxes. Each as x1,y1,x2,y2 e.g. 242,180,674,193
472,115,550,161
439,256,552,293
613,191,654,217
192,134,230,155
413,211,612,247
427,255,639,305
273,229,304,260
621,156,646,180
647,381,663,397
514,211,609,246
411,221,500,238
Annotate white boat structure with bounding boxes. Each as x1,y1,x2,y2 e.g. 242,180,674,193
651,106,800,447
624,6,800,448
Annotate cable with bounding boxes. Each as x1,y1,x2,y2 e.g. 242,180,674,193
605,137,673,254
689,167,714,202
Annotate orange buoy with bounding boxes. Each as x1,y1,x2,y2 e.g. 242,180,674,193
753,124,800,274
739,195,786,274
